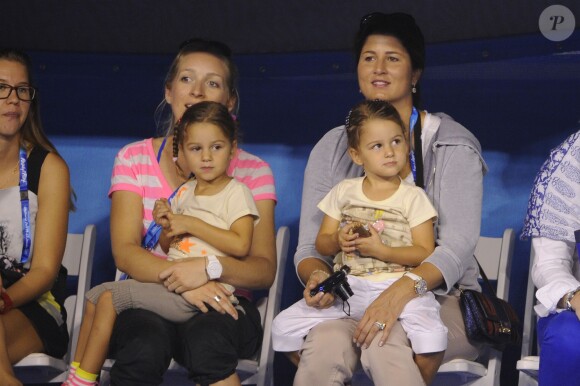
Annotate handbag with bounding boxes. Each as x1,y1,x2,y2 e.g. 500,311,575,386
457,256,521,351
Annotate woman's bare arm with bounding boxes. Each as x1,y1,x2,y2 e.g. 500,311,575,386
110,190,174,283
5,154,69,306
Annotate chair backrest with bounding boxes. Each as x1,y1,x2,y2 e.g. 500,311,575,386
475,228,515,300
475,228,515,384
14,224,96,384
252,225,290,384
61,224,96,361
520,245,537,359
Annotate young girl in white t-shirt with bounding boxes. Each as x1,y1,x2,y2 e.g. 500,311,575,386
63,101,258,386
272,100,447,384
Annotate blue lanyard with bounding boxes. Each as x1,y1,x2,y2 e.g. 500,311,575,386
409,107,419,183
157,137,167,163
141,188,180,251
19,148,31,263
141,137,180,251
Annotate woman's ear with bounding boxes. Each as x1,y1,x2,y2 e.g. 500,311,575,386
164,85,173,105
411,69,423,87
226,92,238,113
348,147,364,166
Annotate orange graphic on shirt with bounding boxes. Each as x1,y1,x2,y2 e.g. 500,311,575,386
177,238,196,254
176,186,188,199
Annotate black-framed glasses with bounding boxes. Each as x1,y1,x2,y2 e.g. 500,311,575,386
0,83,36,101
178,38,232,58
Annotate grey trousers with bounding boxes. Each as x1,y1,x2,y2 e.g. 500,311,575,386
293,292,482,386
86,279,198,323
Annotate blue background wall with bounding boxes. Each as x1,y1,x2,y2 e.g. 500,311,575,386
29,30,580,384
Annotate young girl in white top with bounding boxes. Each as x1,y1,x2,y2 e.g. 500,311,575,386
63,101,258,386
272,100,447,383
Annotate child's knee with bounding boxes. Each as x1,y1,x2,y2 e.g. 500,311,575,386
96,289,114,309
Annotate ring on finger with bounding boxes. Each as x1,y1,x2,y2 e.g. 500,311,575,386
214,295,222,302
374,321,386,331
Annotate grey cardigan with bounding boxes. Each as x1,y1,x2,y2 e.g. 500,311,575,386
294,112,487,293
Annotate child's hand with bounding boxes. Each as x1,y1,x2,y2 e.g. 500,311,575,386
164,213,193,238
354,225,384,258
338,224,358,254
153,198,172,229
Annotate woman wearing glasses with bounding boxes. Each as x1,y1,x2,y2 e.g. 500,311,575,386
292,13,486,385
106,39,276,386
0,49,72,385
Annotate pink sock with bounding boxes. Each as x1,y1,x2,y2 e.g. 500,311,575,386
62,363,77,385
67,374,98,386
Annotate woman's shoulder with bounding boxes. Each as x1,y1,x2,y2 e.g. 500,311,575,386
308,125,350,168
230,148,272,173
28,147,69,193
430,112,481,151
229,148,277,201
234,148,268,163
312,125,348,152
114,138,156,162
116,138,154,155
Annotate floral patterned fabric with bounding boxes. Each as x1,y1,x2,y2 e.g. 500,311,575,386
522,130,580,242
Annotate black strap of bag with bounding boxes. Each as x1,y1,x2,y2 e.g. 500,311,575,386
472,256,514,334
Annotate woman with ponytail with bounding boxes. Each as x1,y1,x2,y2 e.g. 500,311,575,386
105,40,276,386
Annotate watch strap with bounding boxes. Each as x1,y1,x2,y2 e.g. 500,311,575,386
404,272,422,282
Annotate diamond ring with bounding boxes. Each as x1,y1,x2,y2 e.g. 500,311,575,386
214,295,222,302
374,321,386,331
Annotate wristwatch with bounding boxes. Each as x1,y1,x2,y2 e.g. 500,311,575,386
403,272,427,296
206,255,223,280
564,286,580,311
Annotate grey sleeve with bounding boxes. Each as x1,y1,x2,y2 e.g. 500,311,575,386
293,127,363,285
425,145,484,294
293,138,336,282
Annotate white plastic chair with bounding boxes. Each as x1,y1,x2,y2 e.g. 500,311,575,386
432,228,516,386
516,244,539,385
14,224,96,383
100,225,290,386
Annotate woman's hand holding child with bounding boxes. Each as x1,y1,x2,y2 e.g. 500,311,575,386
181,281,238,320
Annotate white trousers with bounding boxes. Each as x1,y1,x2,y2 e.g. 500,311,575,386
272,275,447,354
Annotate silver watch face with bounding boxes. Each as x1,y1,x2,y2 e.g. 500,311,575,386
415,279,428,296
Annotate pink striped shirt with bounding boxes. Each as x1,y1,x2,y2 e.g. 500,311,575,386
109,138,277,248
